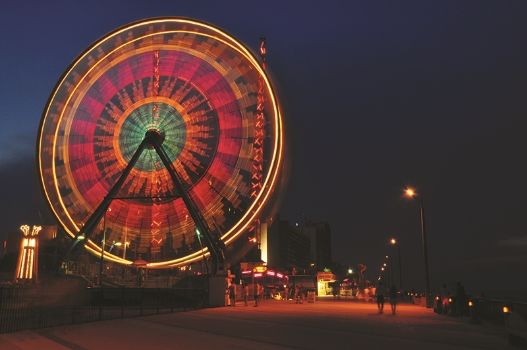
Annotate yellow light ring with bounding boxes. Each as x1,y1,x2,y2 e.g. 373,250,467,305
38,18,283,267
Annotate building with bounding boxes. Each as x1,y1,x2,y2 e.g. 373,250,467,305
265,216,310,270
301,220,332,269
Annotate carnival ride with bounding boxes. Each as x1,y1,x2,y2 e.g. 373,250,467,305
38,18,283,274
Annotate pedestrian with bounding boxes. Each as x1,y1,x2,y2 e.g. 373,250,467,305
295,284,304,304
243,282,248,306
440,283,449,315
254,282,260,307
455,281,467,316
229,283,236,307
376,283,385,314
389,285,398,315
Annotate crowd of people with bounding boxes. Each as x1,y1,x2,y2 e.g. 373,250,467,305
226,281,314,307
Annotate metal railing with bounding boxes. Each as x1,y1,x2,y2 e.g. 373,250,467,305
0,286,206,334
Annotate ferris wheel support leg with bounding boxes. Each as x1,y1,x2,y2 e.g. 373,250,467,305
152,142,226,276
65,139,149,257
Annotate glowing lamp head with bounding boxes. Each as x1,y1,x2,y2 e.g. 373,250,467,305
404,187,416,198
435,296,440,301
503,306,510,314
348,268,353,274
381,267,385,271
113,241,122,247
468,301,473,307
390,238,397,245
448,298,453,303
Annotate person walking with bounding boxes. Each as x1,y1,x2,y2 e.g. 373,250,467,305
376,283,385,314
229,283,236,307
440,283,450,315
243,282,249,306
455,281,467,316
254,282,261,307
389,285,398,315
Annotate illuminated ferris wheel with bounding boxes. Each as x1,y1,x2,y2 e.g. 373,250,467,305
38,18,283,273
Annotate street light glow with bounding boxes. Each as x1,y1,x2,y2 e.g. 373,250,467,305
390,238,397,245
404,187,416,198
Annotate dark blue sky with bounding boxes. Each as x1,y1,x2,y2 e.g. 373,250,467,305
2,0,527,295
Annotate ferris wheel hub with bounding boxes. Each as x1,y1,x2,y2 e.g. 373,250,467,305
144,129,165,148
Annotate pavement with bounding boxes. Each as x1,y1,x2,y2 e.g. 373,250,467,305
0,299,514,350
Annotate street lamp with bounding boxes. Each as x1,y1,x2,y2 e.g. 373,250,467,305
98,207,112,287
389,237,402,290
404,186,431,307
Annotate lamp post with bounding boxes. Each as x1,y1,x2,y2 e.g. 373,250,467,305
389,238,402,290
98,207,111,287
404,187,431,307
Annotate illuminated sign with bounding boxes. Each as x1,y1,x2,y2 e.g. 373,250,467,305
253,266,267,273
16,225,42,281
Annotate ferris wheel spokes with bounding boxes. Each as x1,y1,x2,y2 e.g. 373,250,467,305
67,128,225,275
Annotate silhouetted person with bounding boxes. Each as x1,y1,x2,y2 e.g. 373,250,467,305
229,283,236,307
455,281,467,316
440,283,449,314
376,283,385,314
389,285,398,315
242,283,248,306
254,282,261,307
332,282,339,299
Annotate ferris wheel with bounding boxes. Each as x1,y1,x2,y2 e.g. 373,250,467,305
38,18,283,273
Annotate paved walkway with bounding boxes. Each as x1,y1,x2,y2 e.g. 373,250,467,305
0,300,512,349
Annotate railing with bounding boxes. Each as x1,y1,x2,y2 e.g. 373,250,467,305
0,286,206,334
429,295,527,346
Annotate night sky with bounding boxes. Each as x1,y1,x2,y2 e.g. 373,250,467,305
1,0,527,297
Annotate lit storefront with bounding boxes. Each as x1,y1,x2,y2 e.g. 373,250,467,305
317,271,336,296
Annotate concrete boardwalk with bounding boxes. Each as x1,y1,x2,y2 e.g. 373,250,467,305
0,300,512,349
